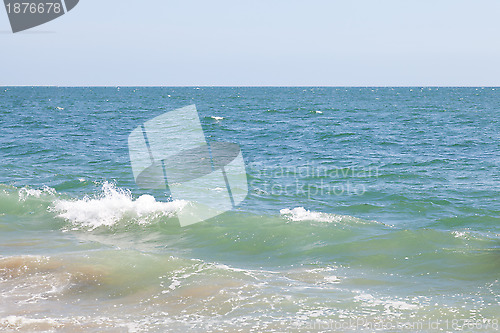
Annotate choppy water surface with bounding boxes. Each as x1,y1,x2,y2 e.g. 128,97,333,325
0,87,499,332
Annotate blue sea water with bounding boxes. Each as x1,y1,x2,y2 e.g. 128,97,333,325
0,87,499,331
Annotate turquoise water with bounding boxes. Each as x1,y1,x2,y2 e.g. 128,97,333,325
0,87,499,331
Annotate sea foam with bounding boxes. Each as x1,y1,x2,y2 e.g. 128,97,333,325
280,207,376,226
52,182,187,230
18,186,56,201
280,207,345,223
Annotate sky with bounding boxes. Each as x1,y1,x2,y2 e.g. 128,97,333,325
1,0,500,86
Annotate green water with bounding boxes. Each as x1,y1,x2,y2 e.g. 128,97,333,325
0,87,499,331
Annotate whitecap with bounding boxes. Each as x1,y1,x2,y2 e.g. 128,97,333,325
280,207,344,223
51,182,187,230
18,186,56,201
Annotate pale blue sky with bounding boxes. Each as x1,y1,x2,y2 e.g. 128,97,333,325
1,0,500,86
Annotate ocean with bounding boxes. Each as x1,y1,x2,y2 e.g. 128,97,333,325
0,87,499,332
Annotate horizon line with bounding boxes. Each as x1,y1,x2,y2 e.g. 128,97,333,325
1,85,499,88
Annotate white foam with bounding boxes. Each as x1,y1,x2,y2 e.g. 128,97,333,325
51,182,187,229
280,207,344,223
354,292,419,313
324,275,341,284
1,316,59,329
211,116,224,121
453,230,468,239
18,186,56,201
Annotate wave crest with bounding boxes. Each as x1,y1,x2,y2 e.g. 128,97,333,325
51,182,186,230
280,207,368,225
